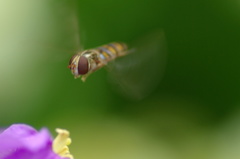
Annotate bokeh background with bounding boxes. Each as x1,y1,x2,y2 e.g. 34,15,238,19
1,0,240,159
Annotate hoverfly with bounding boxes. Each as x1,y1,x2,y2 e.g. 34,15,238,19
68,42,128,81
52,0,167,100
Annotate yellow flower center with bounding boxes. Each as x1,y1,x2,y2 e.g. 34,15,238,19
52,128,74,159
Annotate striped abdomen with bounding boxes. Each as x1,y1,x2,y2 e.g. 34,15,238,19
96,42,128,62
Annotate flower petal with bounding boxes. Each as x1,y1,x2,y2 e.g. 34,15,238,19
0,124,67,159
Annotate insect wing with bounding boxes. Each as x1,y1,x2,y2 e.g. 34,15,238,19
31,0,83,63
52,0,83,51
107,30,167,100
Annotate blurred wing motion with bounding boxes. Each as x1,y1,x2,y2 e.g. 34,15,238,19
30,0,83,62
52,0,83,52
107,30,167,100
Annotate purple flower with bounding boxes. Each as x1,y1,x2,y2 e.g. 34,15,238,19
0,124,73,159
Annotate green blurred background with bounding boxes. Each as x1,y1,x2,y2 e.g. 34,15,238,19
1,0,240,159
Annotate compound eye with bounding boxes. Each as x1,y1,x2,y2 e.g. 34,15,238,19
78,56,89,75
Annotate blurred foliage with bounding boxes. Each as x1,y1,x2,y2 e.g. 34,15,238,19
0,0,240,159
